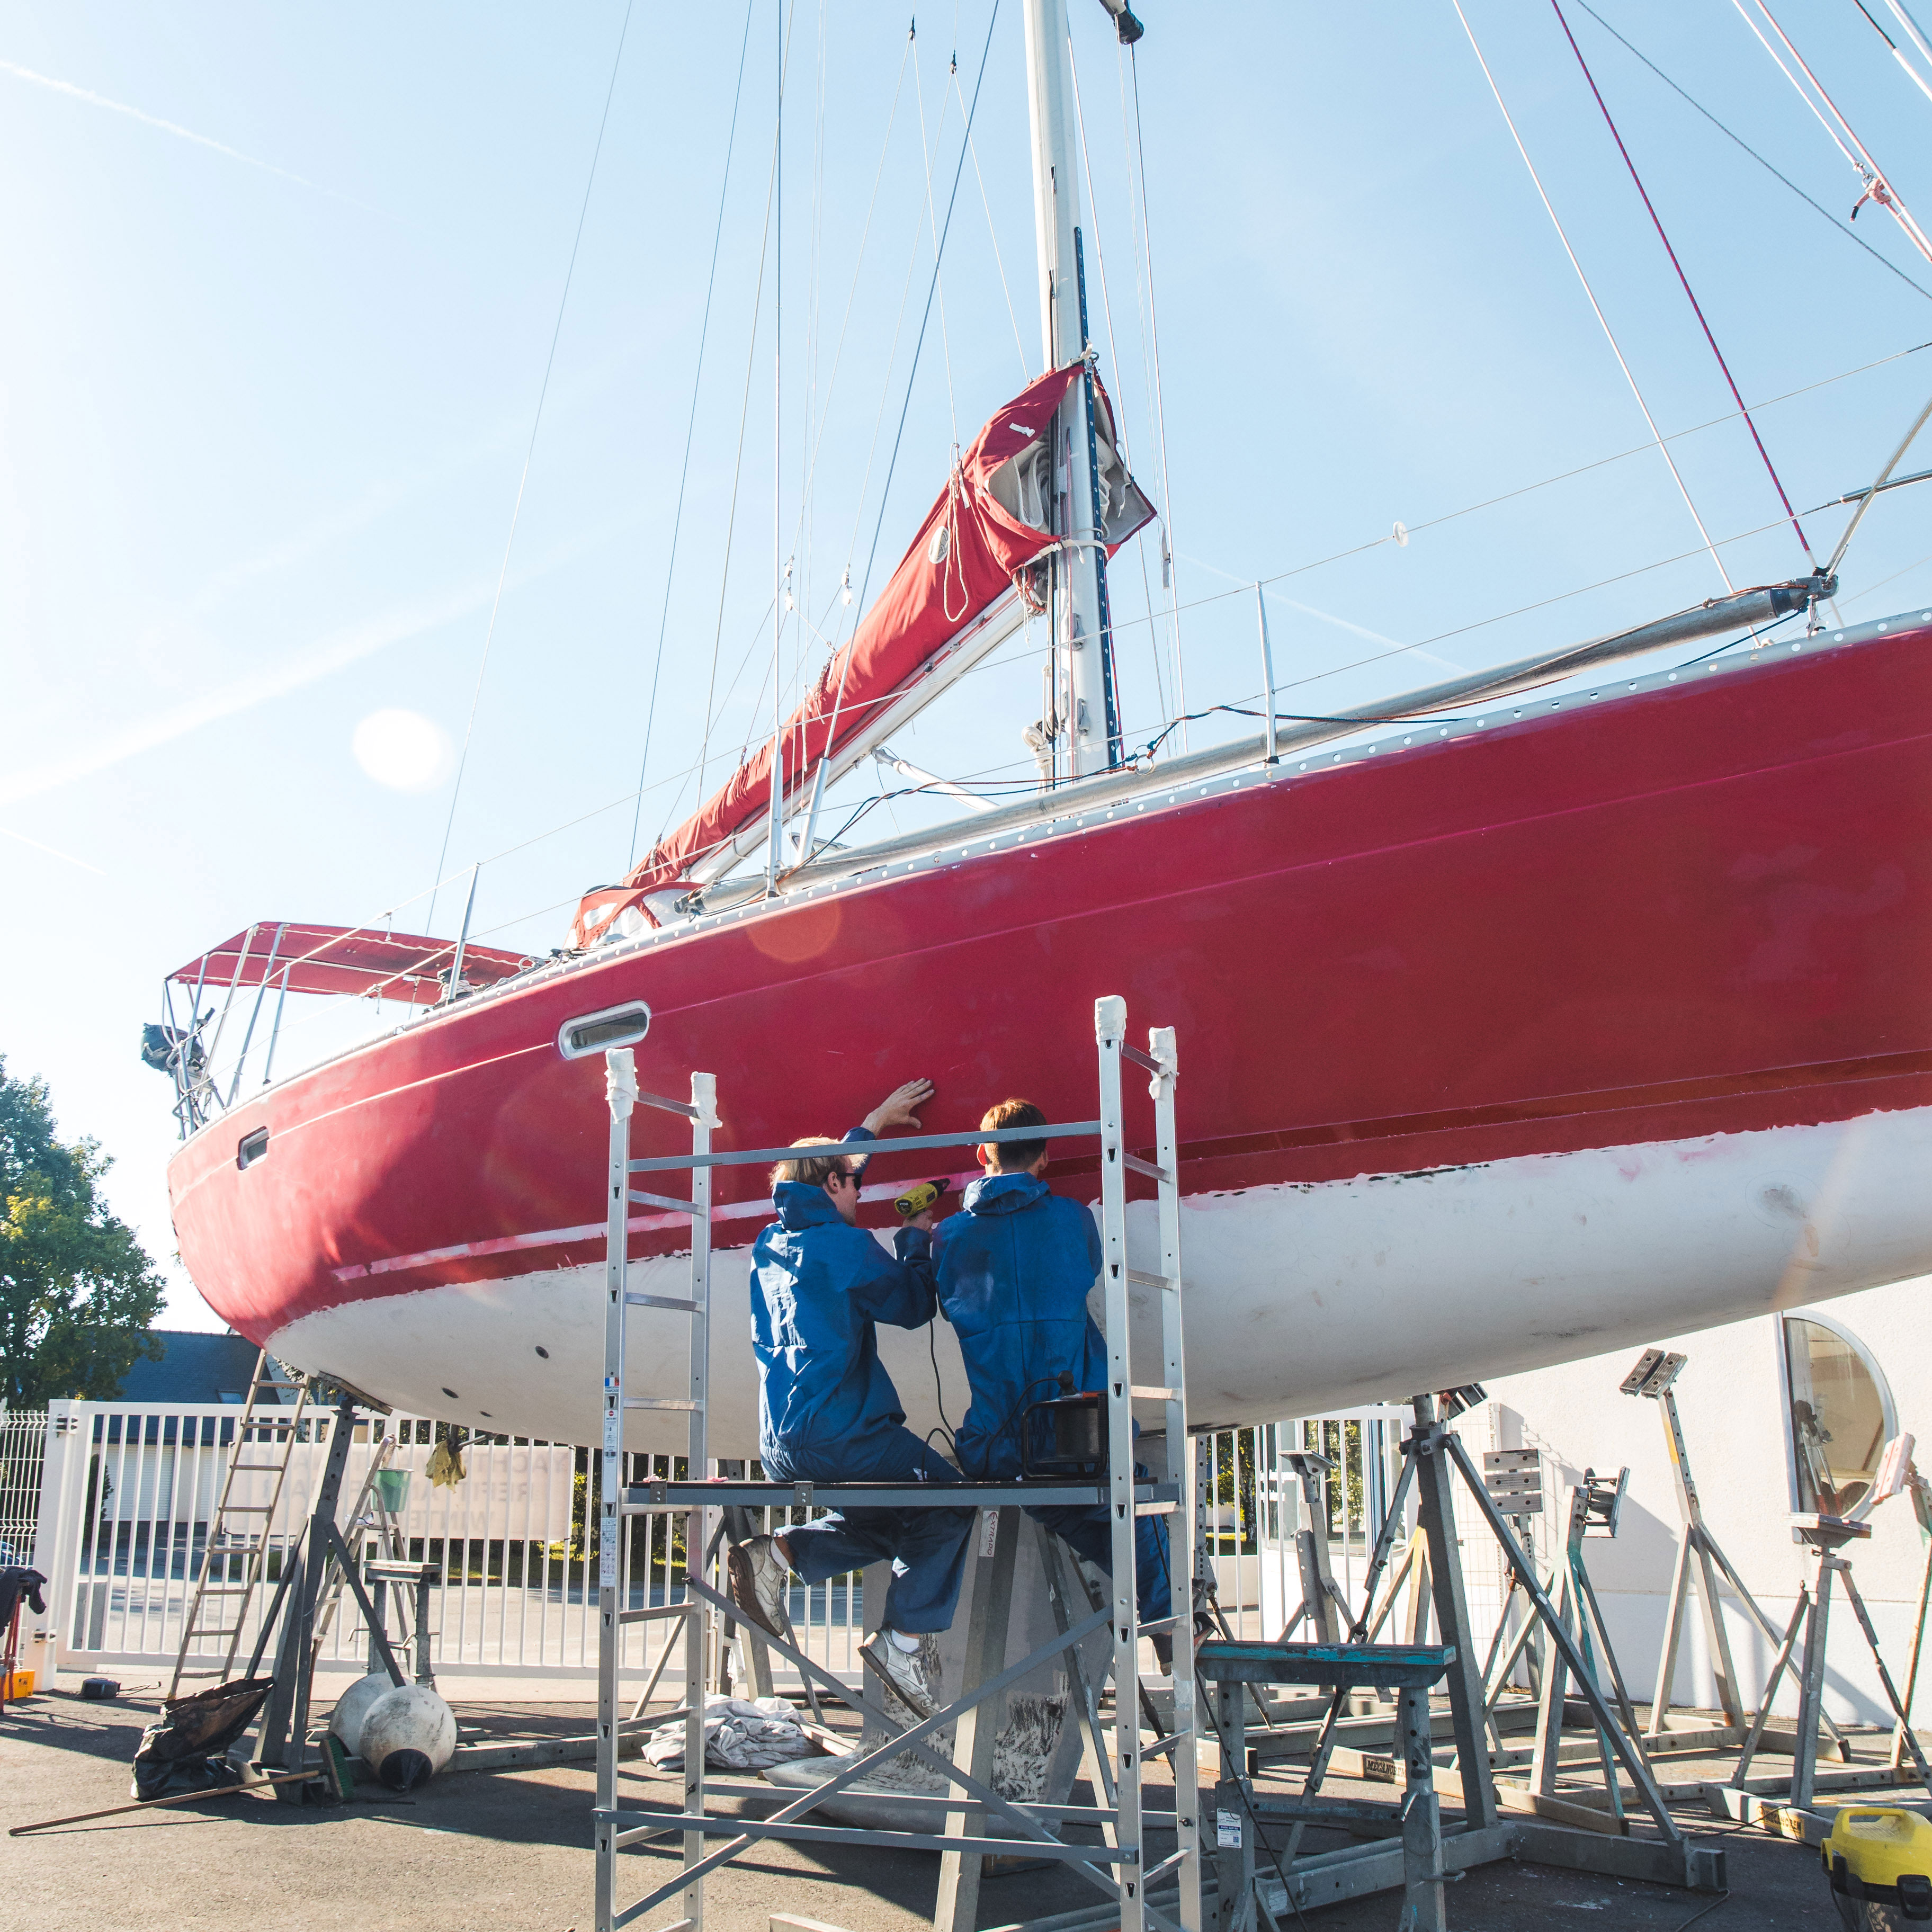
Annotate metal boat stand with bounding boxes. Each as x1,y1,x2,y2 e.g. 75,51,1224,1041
249,1388,409,1797
591,996,1204,1932
1709,1513,1932,1841
1623,1348,1852,1758
1204,1395,1725,1926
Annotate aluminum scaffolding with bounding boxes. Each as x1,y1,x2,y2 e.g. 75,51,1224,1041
592,995,1201,1932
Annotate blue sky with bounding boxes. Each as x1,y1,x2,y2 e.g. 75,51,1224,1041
4,1,1929,1328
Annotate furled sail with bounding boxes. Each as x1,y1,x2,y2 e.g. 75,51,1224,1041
571,361,1154,946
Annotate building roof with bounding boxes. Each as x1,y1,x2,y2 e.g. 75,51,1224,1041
119,1330,262,1405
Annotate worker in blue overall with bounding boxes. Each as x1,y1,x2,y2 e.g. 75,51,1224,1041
933,1098,1174,1645
728,1079,973,1719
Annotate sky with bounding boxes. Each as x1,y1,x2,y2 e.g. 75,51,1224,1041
3,1,1930,1330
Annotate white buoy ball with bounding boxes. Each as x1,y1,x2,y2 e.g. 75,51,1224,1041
360,1685,457,1791
328,1672,396,1757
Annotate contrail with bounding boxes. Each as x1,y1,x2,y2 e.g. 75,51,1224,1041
0,582,496,809
0,825,108,874
2,514,636,808
0,56,315,187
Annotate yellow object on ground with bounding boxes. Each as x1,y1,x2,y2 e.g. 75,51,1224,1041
1822,1805,1932,1928
5,1669,34,1700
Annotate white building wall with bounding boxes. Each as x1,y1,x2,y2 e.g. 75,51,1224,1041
1482,1274,1932,1728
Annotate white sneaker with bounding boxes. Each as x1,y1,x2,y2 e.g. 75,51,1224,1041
727,1536,793,1642
860,1631,943,1720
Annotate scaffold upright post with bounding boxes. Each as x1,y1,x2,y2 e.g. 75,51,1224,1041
683,1069,717,1927
596,1046,636,1932
1149,1021,1203,1932
1094,995,1144,1932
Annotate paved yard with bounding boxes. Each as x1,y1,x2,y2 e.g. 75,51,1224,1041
0,1681,1849,1932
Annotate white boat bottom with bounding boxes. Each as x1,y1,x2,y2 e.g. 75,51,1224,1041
266,1104,1932,1455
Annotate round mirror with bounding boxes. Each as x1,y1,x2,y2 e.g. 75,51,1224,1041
1777,1311,1898,1522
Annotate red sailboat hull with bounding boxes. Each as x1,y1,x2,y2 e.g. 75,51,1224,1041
166,619,1932,1446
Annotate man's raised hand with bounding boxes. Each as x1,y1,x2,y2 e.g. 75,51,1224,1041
863,1078,935,1135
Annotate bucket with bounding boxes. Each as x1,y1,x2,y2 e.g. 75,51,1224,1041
372,1468,410,1515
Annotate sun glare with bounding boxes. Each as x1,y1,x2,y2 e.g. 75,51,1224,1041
352,709,452,793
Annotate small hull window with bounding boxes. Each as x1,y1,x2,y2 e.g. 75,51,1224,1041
238,1128,270,1170
558,1001,652,1061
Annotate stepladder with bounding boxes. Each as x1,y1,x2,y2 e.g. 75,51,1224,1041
168,1348,311,1697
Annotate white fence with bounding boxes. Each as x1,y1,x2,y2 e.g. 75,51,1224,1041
1,1408,46,1569
18,1397,1524,1697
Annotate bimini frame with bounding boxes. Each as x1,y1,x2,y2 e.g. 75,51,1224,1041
591,995,1200,1932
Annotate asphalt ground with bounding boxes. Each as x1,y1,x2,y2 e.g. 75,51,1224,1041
0,1685,1856,1932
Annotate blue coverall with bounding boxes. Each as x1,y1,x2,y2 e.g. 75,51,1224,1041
933,1171,1171,1621
749,1129,973,1634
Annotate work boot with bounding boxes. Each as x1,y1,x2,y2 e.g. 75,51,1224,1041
727,1535,793,1642
860,1631,942,1720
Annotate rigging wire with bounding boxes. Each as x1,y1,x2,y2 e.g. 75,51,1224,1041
1839,0,1932,109
683,15,792,848
1550,0,1814,562
954,66,1033,381
428,0,637,926
1729,0,1932,262
1446,0,1736,592
795,0,1003,861
1124,38,1189,747
1570,0,1932,301
910,27,963,452
1065,20,1169,726
627,0,758,868
766,0,791,891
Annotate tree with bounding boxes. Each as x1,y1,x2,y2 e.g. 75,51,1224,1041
1,1058,165,1405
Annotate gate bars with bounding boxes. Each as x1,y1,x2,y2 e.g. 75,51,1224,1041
592,995,1201,1932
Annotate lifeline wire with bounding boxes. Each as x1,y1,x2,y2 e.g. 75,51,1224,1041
1551,0,1813,561
430,0,636,926
628,0,759,868
1447,0,1735,592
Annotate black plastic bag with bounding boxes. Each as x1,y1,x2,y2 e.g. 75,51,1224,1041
130,1676,276,1801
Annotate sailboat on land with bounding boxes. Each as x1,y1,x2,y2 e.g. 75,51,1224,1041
155,1,1932,1453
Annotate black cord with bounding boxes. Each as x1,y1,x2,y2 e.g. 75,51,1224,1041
924,1319,959,1461
1197,1678,1312,1931
1670,1889,1730,1931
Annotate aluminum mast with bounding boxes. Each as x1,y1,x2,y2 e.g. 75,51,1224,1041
1023,0,1122,777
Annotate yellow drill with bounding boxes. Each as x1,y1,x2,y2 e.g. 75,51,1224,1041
893,1177,954,1222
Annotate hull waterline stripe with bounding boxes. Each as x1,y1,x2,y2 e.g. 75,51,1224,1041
321,1041,1932,1287
328,1169,982,1283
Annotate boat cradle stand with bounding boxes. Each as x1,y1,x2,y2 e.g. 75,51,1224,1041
591,995,1204,1932
1202,1397,1727,1929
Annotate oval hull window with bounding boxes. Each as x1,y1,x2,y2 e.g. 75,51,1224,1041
1776,1310,1898,1524
238,1128,270,1170
558,1001,651,1061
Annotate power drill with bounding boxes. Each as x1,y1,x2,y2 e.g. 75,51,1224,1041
892,1177,954,1222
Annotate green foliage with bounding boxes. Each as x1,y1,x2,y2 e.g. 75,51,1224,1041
1,1057,165,1405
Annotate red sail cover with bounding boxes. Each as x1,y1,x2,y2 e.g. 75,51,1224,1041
572,362,1151,946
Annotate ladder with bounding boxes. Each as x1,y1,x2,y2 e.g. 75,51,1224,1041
168,1349,311,1697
